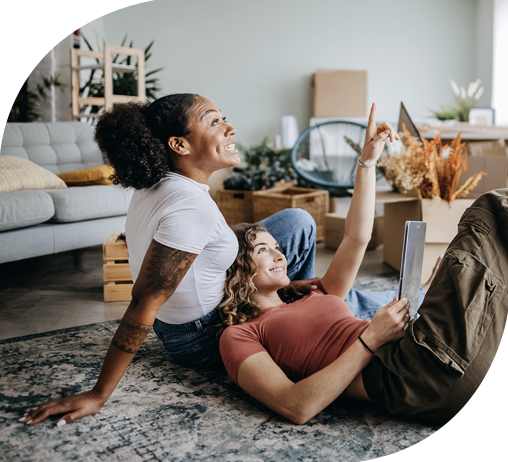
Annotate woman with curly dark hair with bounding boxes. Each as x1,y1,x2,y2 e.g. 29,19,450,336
21,93,317,427
217,106,508,425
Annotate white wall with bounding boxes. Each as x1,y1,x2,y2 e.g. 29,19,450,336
475,0,494,107
493,0,508,125
100,0,477,147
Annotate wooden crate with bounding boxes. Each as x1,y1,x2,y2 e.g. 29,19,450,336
216,189,254,225
103,232,133,302
253,186,329,241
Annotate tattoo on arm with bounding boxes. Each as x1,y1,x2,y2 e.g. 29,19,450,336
111,314,152,354
144,241,197,300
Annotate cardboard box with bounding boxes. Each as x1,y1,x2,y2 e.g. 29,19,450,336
377,191,474,282
458,139,508,199
311,70,367,118
325,212,383,250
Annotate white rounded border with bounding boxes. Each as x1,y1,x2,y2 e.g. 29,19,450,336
1,1,506,461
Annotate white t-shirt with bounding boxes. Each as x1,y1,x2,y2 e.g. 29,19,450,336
125,172,238,324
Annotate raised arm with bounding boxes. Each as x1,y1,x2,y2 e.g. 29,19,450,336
237,297,409,424
21,239,197,426
320,104,399,298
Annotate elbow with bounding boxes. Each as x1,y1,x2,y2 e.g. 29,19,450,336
343,232,371,248
285,405,317,425
290,414,311,425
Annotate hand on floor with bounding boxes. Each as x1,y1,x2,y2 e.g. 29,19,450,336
18,389,107,427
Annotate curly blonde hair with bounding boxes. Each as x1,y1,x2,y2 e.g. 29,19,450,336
218,223,309,329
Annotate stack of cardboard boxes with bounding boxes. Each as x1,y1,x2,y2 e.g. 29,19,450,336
314,69,508,280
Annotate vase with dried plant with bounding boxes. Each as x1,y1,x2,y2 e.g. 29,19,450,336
378,124,486,202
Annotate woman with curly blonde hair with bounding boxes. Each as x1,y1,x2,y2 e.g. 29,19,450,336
219,222,310,329
219,105,508,425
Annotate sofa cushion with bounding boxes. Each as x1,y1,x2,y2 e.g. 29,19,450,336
0,190,55,231
0,155,67,192
45,185,133,223
1,122,105,174
57,165,115,186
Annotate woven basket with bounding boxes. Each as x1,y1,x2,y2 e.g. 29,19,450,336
253,186,329,241
216,189,254,226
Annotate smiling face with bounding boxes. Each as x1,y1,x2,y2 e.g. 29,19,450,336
251,231,290,294
175,96,241,177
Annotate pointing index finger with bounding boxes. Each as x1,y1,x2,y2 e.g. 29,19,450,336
367,103,377,136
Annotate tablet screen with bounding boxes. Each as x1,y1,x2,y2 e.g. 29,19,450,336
398,221,427,320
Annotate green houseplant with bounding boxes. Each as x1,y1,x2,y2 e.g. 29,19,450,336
223,138,299,191
8,75,65,122
432,79,484,122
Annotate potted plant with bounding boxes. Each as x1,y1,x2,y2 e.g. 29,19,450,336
432,79,484,122
8,75,65,122
217,138,300,225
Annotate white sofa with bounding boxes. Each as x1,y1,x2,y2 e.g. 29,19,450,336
0,122,133,264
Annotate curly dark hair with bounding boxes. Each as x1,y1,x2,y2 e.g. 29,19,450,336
93,93,198,190
218,223,309,329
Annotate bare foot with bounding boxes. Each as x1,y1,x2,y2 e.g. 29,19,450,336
422,255,443,292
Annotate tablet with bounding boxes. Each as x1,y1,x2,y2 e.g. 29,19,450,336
398,221,427,320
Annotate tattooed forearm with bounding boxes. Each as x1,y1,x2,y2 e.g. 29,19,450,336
144,241,197,299
111,314,152,354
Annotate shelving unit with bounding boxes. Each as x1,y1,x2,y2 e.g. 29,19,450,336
70,44,145,120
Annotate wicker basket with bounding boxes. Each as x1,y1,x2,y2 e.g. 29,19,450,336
216,190,254,226
253,186,329,241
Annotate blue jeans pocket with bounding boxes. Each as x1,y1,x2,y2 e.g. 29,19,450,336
153,319,222,369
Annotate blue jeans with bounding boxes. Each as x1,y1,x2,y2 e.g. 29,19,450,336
153,308,223,370
345,287,427,320
153,208,317,369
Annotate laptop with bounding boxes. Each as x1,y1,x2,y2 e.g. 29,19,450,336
397,102,423,143
398,221,427,320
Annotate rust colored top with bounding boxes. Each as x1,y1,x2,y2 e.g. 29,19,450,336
220,282,370,384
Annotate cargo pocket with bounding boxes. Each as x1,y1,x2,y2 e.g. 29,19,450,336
412,248,505,376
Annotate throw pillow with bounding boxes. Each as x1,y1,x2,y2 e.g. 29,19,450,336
0,155,67,192
57,165,115,186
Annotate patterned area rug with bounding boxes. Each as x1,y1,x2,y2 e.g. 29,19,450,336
0,274,439,461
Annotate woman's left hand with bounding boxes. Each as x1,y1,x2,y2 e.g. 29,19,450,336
360,103,399,164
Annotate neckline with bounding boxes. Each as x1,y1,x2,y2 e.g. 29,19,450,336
165,172,210,193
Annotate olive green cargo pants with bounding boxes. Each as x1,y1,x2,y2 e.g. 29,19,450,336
362,189,508,424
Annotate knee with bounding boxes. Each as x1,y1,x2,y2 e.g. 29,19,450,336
280,208,316,237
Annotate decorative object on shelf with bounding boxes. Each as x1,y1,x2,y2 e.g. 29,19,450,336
378,124,486,202
469,107,495,126
71,34,163,121
281,115,299,149
8,75,65,123
253,185,329,242
432,79,485,122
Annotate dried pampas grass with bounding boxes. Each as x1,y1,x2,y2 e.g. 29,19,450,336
378,124,486,202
